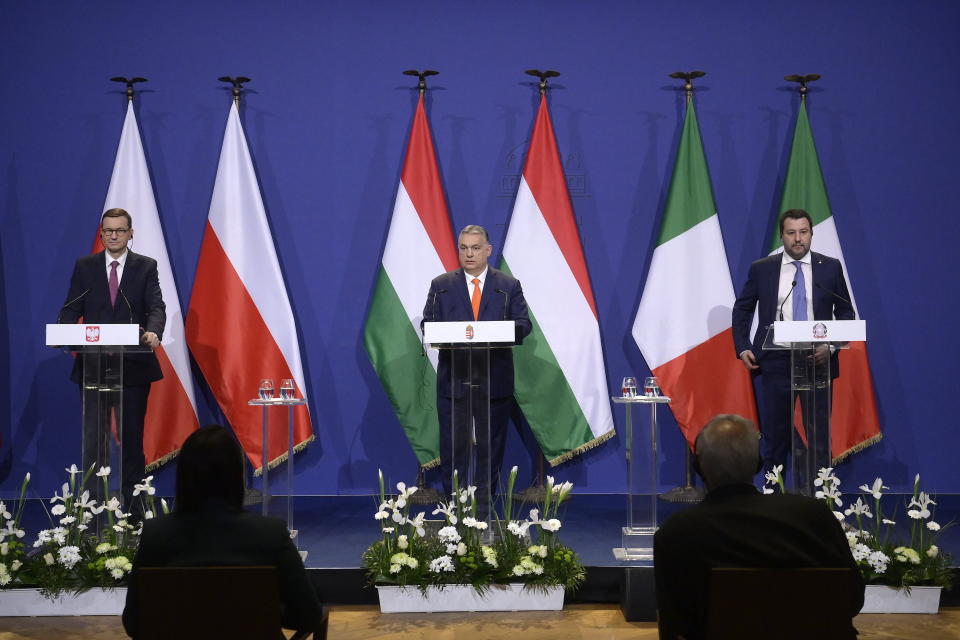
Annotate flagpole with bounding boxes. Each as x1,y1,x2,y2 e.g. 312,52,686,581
512,69,562,506
785,73,821,103
659,70,708,505
218,76,251,108
399,69,447,507
109,76,148,103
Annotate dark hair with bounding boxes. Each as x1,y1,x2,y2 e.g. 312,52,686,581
458,224,490,243
101,208,133,229
778,209,812,234
175,425,245,512
694,414,760,489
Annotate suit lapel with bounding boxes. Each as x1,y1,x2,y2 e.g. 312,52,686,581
478,269,497,320
810,252,829,318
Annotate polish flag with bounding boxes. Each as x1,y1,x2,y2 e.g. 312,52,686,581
96,102,199,468
186,103,314,473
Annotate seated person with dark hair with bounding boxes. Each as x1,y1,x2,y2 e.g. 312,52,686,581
122,425,323,638
653,414,864,640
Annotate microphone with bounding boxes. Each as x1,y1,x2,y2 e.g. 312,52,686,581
815,283,856,318
495,288,508,320
778,281,797,322
431,288,447,322
57,289,89,324
118,287,135,325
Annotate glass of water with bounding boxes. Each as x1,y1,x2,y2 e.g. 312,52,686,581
280,379,295,400
643,376,660,397
258,378,275,400
621,376,637,398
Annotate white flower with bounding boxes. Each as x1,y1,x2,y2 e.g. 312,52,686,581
481,545,498,568
445,543,458,555
59,516,77,526
133,476,156,497
927,545,939,558
813,467,835,487
51,527,67,544
43,553,55,566
507,521,530,538
763,465,784,489
374,509,389,521
456,542,467,556
762,487,774,494
511,565,525,576
894,546,921,565
408,512,426,537
389,563,401,574
75,490,96,511
462,517,488,531
867,550,889,574
851,543,871,562
457,486,476,505
927,521,941,531
437,526,461,544
381,527,394,534
96,542,115,554
0,542,6,556
882,519,896,525
541,519,562,532
50,483,72,504
432,502,458,525
528,544,548,558
859,478,888,500
844,497,872,518
144,510,154,520
95,466,111,478
397,535,409,550
11,560,21,571
833,511,845,522
58,545,81,569
51,504,66,516
0,502,10,519
907,492,935,520
0,566,9,586
429,555,455,573
65,464,81,476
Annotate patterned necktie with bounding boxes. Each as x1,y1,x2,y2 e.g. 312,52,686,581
792,261,807,321
109,260,120,307
471,278,481,320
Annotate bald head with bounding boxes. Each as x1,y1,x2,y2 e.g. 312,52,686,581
695,414,760,489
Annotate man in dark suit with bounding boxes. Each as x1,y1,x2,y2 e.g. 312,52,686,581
59,208,165,514
422,225,531,512
732,209,854,475
653,414,864,640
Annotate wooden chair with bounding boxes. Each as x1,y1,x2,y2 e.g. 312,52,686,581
706,567,856,640
135,566,312,640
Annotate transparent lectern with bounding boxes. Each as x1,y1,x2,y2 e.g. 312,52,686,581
762,319,866,495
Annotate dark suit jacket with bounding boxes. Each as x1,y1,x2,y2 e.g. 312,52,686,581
732,251,854,375
122,504,322,637
653,483,865,640
60,250,165,386
422,267,532,399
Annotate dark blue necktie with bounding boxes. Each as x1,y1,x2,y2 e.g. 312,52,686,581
792,261,807,321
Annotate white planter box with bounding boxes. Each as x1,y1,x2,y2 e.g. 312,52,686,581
377,584,564,613
0,587,127,616
860,585,941,614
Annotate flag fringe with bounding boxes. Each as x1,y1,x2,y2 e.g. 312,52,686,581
832,431,883,465
546,429,617,467
252,435,316,477
144,447,181,472
420,456,440,470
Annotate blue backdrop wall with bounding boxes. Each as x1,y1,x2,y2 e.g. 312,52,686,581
2,0,958,498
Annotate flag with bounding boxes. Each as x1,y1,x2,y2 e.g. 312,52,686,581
501,95,614,465
775,101,882,462
363,95,458,468
186,103,314,473
632,95,757,446
96,102,199,468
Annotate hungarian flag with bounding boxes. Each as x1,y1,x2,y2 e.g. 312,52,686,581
501,95,614,465
96,101,199,468
775,101,882,462
633,95,757,447
363,95,458,468
186,103,314,473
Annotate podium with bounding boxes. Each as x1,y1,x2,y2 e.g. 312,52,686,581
46,323,149,521
612,393,671,561
762,320,866,494
423,320,516,525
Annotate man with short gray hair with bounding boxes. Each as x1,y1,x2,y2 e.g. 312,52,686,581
653,414,864,640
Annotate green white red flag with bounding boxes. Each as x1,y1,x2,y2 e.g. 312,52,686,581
363,95,458,468
633,94,758,446
501,95,615,465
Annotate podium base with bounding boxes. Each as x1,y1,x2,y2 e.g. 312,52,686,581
659,485,705,503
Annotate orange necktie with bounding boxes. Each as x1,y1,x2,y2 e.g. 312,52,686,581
471,278,481,320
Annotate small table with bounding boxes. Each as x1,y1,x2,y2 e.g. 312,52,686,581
611,394,671,561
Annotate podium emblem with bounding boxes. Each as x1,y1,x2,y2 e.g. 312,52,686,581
465,324,474,340
85,325,101,342
812,322,827,339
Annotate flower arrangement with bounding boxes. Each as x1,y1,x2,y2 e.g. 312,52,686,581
362,466,585,594
0,464,167,598
764,466,953,590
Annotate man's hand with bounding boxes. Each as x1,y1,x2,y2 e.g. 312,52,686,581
814,344,830,365
141,331,160,348
739,350,759,371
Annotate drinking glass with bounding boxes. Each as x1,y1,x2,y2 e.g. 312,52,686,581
280,379,295,400
258,378,275,400
643,376,660,397
621,376,637,398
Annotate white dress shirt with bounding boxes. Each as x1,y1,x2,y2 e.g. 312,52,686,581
776,251,813,321
105,249,129,283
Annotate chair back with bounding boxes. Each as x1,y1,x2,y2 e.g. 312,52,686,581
136,565,284,640
707,567,855,640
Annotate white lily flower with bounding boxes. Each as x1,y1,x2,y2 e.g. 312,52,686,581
844,497,872,518
859,478,887,500
927,521,941,531
65,464,81,476
96,466,111,478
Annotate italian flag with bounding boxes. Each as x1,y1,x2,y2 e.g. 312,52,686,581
775,100,882,462
502,95,615,465
632,95,757,446
96,101,199,468
363,95,458,469
186,103,314,473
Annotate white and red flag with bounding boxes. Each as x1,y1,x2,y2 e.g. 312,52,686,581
97,101,199,468
186,103,313,473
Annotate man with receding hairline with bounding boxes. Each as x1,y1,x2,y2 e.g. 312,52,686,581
653,414,863,640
